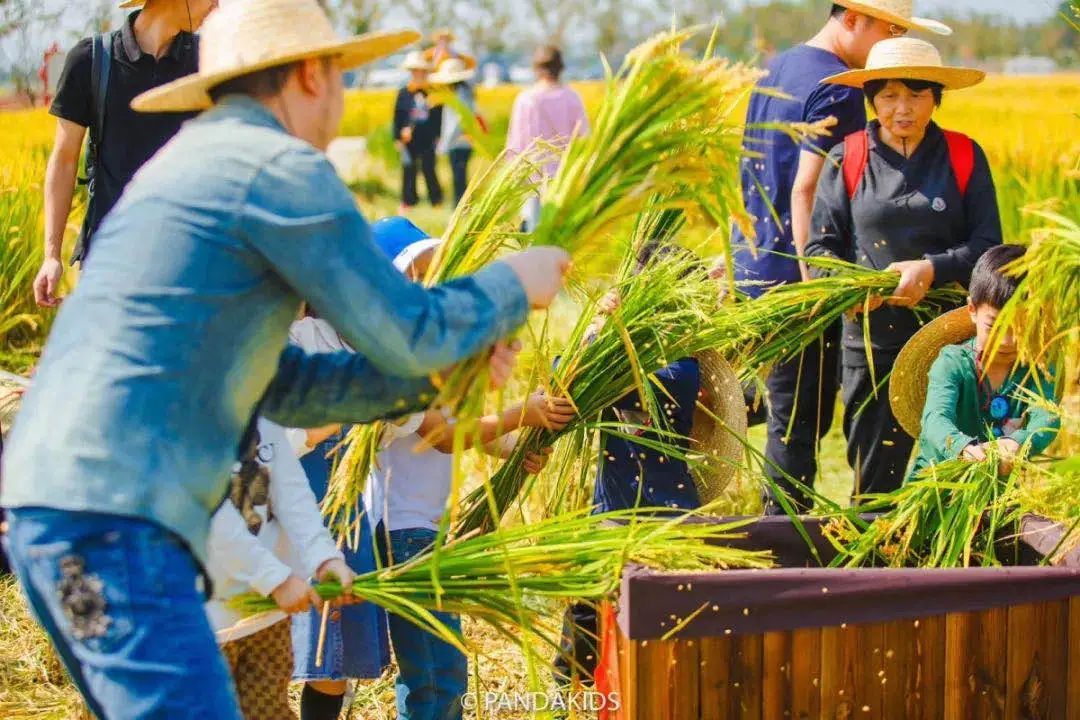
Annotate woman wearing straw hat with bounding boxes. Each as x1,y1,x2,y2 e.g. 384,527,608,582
805,37,1002,497
430,57,479,206
730,1,951,515
1,0,571,717
395,51,444,211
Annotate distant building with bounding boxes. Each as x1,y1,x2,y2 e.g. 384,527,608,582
1003,55,1058,75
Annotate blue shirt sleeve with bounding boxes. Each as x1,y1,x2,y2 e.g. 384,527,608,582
259,344,436,429
240,147,529,379
802,83,866,153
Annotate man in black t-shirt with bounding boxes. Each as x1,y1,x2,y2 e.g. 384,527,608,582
32,0,216,307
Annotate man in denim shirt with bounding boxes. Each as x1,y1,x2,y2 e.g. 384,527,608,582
1,2,569,717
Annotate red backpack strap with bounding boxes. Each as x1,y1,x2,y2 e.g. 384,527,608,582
942,129,975,198
841,130,870,200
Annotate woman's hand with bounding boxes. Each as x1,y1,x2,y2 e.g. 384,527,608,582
846,294,885,320
522,391,575,431
886,259,935,308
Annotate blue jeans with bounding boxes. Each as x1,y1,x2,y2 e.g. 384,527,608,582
3,508,242,720
376,525,467,720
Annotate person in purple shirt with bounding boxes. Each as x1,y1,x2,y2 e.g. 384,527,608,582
730,1,951,512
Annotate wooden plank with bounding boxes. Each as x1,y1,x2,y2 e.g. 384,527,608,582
762,631,792,720
1005,600,1069,720
736,633,764,720
790,628,822,720
820,621,886,720
671,638,701,720
635,638,675,720
1069,598,1080,720
699,633,764,720
881,614,945,719
761,629,821,720
619,637,638,720
700,636,732,720
944,607,1008,720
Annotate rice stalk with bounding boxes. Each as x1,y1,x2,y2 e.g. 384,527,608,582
826,448,1079,568
228,508,773,653
989,211,1080,392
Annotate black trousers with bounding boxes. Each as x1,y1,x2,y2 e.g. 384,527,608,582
448,148,471,206
760,328,841,513
553,601,598,687
401,143,442,207
841,355,916,497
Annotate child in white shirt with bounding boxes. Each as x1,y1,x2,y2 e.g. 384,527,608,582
206,417,354,720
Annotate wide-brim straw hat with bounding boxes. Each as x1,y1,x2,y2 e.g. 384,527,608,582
834,0,952,36
824,37,984,90
890,307,975,438
402,50,433,71
429,58,475,85
690,350,748,506
119,0,143,8
131,0,420,113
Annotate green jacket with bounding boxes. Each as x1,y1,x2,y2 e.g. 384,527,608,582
909,341,1059,479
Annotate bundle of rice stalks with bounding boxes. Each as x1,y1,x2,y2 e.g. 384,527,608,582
455,228,727,533
431,28,764,415
457,252,967,534
322,153,541,534
827,452,1079,569
729,254,968,384
990,211,1080,391
228,508,772,653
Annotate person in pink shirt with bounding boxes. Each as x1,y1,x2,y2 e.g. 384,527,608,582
505,45,589,230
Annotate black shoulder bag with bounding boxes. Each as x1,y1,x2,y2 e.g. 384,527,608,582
72,33,112,265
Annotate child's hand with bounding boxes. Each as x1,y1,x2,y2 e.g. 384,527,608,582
523,446,554,474
317,558,362,607
585,290,621,338
271,575,322,614
522,391,575,431
996,438,1021,475
487,340,522,389
961,442,987,462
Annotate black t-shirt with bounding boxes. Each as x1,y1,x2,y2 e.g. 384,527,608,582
49,11,198,258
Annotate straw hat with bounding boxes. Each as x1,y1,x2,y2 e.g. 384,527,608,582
824,37,985,90
429,58,475,86
131,0,420,113
119,0,143,8
833,0,952,36
402,50,433,71
890,307,975,438
690,350,748,506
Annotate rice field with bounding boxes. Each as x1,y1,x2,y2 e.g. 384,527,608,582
0,72,1078,718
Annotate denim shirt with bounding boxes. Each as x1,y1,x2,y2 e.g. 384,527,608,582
1,96,528,567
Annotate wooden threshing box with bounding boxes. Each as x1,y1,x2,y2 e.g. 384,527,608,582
599,517,1080,719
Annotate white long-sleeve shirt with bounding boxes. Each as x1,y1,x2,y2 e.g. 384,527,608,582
205,417,343,643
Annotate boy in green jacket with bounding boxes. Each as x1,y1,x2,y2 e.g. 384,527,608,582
907,244,1059,478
